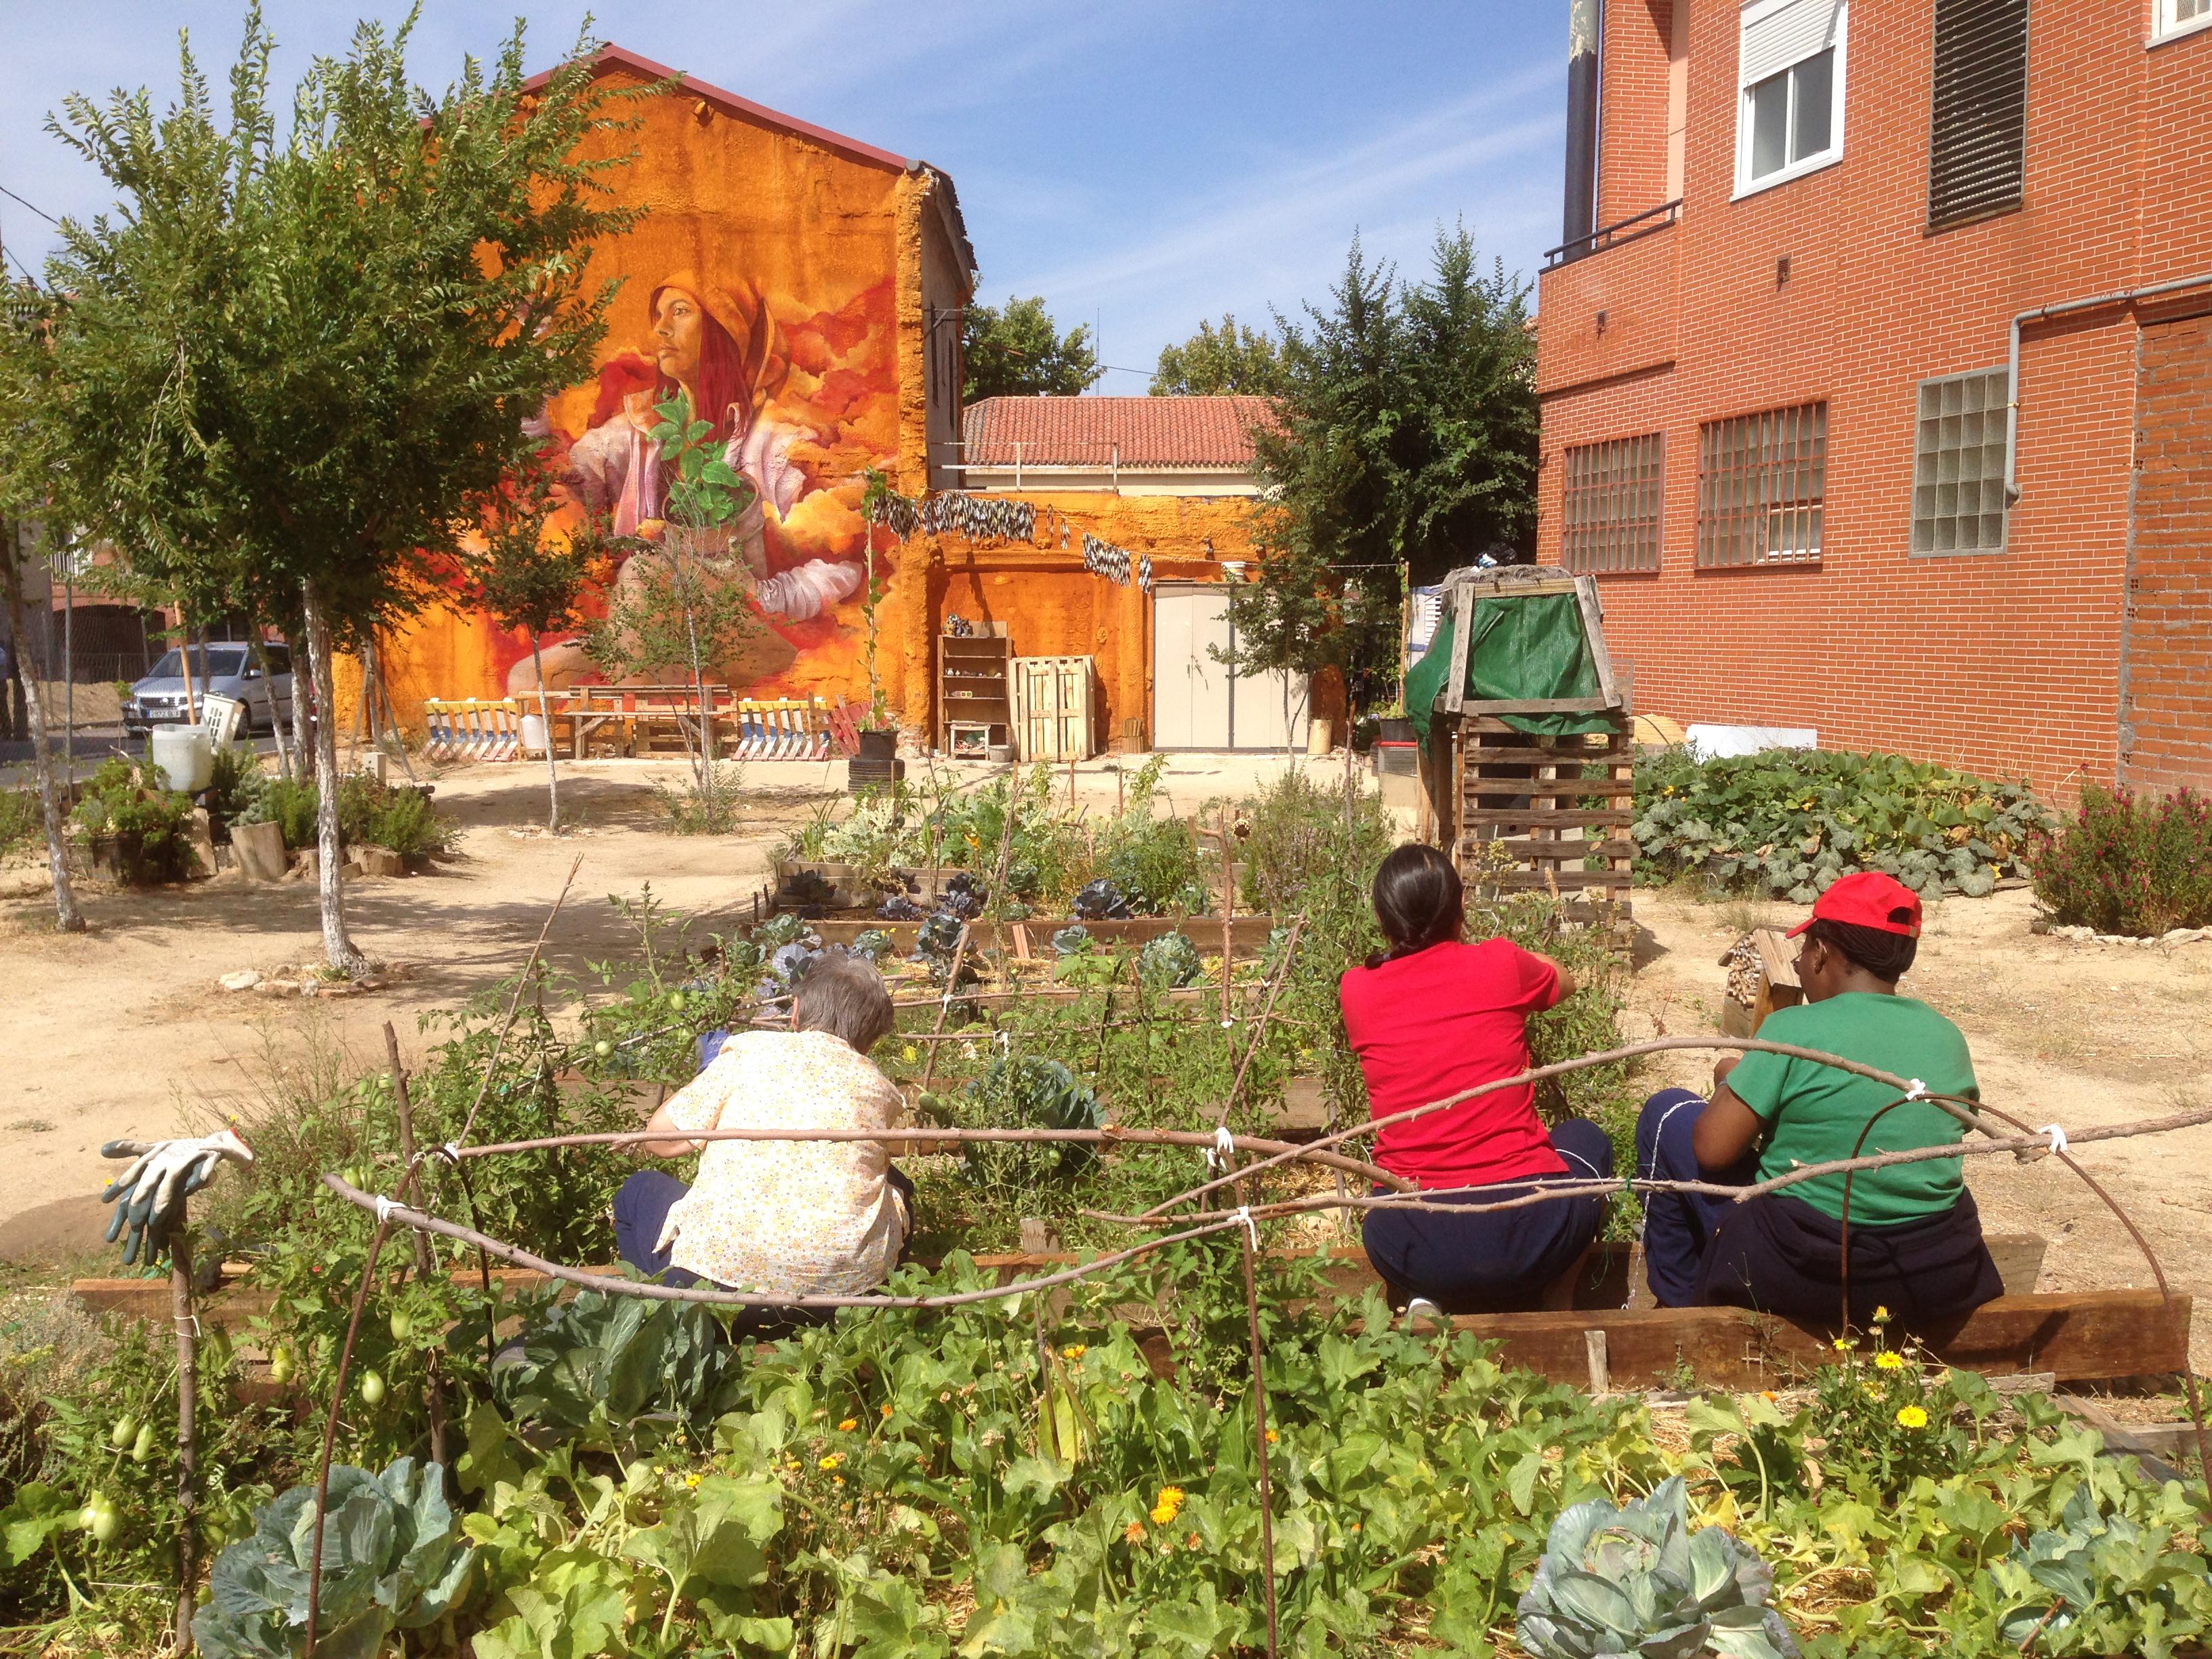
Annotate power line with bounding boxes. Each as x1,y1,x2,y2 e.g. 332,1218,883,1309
0,182,62,227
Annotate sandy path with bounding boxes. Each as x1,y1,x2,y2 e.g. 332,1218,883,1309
1621,886,2212,1368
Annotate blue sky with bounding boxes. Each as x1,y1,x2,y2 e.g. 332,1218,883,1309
0,2,1569,386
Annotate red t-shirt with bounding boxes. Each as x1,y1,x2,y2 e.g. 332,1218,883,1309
1338,938,1567,1189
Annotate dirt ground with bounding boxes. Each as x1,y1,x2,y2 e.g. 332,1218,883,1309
3,754,2207,1368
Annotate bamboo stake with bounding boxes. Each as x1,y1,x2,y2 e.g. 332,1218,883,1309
453,855,582,1149
1240,1215,1280,1659
384,1023,447,1475
1214,914,1306,1130
302,1212,393,1659
170,1231,199,1656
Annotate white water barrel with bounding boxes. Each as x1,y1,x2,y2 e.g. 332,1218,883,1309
151,726,216,794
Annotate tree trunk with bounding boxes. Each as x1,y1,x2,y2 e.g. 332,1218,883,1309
301,579,368,976
283,623,313,782
249,632,293,778
2,527,85,933
529,632,560,833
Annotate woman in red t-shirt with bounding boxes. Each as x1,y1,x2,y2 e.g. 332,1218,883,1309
1340,844,1614,1313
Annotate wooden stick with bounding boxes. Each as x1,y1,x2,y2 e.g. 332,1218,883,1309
170,1232,199,1656
1240,1214,1280,1659
384,1023,447,1475
302,1214,394,1659
916,920,974,1097
1214,914,1306,1130
453,854,582,1149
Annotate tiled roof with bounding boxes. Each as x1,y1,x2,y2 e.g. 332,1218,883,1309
962,396,1275,469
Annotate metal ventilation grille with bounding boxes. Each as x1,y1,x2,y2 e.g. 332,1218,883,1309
1928,0,2030,230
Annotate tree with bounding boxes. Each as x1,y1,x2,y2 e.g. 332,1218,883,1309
459,466,599,832
43,9,642,973
0,287,86,933
1223,228,1537,718
1149,312,1285,396
960,295,1102,401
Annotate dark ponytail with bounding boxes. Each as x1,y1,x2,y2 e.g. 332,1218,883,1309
1366,843,1464,968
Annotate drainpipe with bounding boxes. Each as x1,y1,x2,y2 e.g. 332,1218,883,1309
2006,270,2212,501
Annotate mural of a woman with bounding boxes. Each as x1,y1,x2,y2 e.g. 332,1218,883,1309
511,272,869,697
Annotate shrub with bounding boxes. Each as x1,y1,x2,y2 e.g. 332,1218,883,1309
232,773,453,857
2028,783,2212,936
70,757,195,884
232,775,320,850
1633,746,2051,901
0,787,37,860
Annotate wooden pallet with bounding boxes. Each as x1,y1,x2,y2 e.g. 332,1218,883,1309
1452,710,1635,907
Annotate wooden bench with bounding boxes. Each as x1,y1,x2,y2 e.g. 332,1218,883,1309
564,684,733,759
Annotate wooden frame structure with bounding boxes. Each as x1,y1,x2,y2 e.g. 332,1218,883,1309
1420,567,1635,912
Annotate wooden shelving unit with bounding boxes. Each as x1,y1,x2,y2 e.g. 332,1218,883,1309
937,629,1014,754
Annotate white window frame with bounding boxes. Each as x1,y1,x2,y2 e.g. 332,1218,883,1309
1734,0,1851,199
2154,0,2212,45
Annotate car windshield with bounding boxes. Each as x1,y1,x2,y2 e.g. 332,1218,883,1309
146,648,248,680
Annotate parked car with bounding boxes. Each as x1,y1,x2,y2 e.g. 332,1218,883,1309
123,644,294,738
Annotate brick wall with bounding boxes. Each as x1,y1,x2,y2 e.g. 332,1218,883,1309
2121,308,2212,792
1537,0,2212,798
1596,1,1677,228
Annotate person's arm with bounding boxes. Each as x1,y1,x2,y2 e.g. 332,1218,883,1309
1525,950,1579,1004
1691,1085,1766,1170
634,1097,705,1160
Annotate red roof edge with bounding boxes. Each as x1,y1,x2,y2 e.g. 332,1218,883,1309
527,43,917,173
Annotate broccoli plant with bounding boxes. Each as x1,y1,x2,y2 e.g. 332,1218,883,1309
193,1458,475,1659
1516,1476,1798,1659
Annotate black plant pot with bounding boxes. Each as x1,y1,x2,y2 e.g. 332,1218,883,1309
1376,716,1416,745
857,728,896,764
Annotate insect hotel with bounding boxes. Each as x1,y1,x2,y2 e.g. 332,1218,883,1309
1411,564,1635,916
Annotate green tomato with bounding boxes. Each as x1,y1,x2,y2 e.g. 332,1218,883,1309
89,1506,120,1545
390,1309,412,1343
359,1368,386,1407
131,1422,156,1463
110,1416,138,1450
267,1346,295,1385
76,1506,97,1533
594,1040,614,1059
668,991,688,1012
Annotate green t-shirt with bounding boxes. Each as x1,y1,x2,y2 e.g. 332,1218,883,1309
1725,993,1978,1225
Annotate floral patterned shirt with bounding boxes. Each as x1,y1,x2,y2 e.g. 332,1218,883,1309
658,1029,907,1296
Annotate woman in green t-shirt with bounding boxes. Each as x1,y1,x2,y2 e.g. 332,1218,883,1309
1634,872,2004,1329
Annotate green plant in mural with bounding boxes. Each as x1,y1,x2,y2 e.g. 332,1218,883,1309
859,466,899,729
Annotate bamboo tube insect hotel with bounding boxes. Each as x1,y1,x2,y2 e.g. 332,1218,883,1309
1410,565,1635,919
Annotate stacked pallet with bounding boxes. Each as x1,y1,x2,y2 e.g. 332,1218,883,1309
1457,712,1635,906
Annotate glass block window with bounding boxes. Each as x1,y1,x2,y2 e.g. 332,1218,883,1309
1911,368,2011,554
1561,433,1665,573
1696,403,1828,567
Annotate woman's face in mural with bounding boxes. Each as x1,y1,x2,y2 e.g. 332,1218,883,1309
653,289,704,390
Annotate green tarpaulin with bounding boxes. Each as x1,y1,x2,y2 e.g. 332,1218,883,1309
1405,590,1614,741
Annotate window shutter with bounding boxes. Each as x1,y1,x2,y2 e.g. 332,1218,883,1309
1928,0,2030,229
1741,0,1845,87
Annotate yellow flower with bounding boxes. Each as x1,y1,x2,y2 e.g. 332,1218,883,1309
881,1403,895,1417
1265,1429,1278,1444
1875,1351,1906,1372
818,1452,845,1469
901,1045,920,1064
1872,1305,1891,1324
1062,1344,1088,1360
838,1418,859,1432
1124,1521,1146,1544
1832,1337,1855,1352
1896,1405,1929,1430
684,1473,701,1488
1150,1485,1185,1526
833,1474,845,1488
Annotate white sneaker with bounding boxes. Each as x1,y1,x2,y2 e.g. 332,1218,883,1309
1406,1297,1446,1328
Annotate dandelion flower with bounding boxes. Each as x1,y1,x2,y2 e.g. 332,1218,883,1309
838,1418,859,1432
818,1452,845,1469
1875,1351,1906,1372
1896,1405,1929,1429
1150,1485,1185,1525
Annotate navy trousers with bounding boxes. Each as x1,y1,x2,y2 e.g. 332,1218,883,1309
1635,1088,2003,1328
1361,1118,1615,1315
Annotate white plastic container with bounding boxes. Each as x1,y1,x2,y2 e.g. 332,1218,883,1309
518,712,550,757
151,726,216,794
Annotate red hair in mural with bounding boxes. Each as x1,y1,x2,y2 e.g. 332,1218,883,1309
649,275,785,443
588,351,658,430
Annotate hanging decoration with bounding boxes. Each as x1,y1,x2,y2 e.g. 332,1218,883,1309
1139,553,1154,595
863,476,1143,594
1082,533,1132,586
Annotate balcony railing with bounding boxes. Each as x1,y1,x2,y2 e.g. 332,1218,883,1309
1542,198,1682,271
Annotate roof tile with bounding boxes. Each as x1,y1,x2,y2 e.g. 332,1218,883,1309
962,396,1275,469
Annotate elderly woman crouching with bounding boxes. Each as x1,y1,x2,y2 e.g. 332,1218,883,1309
613,950,914,1306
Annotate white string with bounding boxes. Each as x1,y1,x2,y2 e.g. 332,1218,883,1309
439,1143,462,1165
373,1195,398,1226
1233,1205,1258,1247
1905,1079,1928,1101
2038,1122,2070,1156
1206,1124,1237,1171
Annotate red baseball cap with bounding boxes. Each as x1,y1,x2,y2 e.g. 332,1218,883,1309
1787,870,1923,939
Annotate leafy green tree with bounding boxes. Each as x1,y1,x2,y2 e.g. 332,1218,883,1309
1149,312,1285,396
41,8,643,972
459,468,600,832
960,295,1102,401
1224,228,1537,718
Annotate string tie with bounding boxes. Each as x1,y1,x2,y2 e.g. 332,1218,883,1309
1206,1124,1237,1170
1233,1205,1258,1247
2038,1122,2070,1156
1904,1079,1928,1101
373,1195,398,1226
438,1143,462,1165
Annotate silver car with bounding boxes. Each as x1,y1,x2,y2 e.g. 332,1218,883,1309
123,644,295,737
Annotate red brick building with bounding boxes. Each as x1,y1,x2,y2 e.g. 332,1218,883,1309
1536,0,2212,796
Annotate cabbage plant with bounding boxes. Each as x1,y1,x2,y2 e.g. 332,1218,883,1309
1516,1476,1797,1659
193,1458,474,1659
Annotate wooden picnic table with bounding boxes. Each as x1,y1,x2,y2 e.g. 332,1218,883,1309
560,683,732,760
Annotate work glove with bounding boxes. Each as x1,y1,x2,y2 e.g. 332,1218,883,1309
99,1128,254,1267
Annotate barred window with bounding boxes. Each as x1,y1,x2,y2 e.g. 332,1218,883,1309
1927,0,2029,231
1696,403,1827,567
1561,433,1665,573
1911,368,2011,554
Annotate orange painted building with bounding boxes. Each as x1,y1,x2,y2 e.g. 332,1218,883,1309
371,46,1280,754
1536,0,2212,796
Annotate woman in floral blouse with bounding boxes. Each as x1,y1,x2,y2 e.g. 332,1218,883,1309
613,951,912,1299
